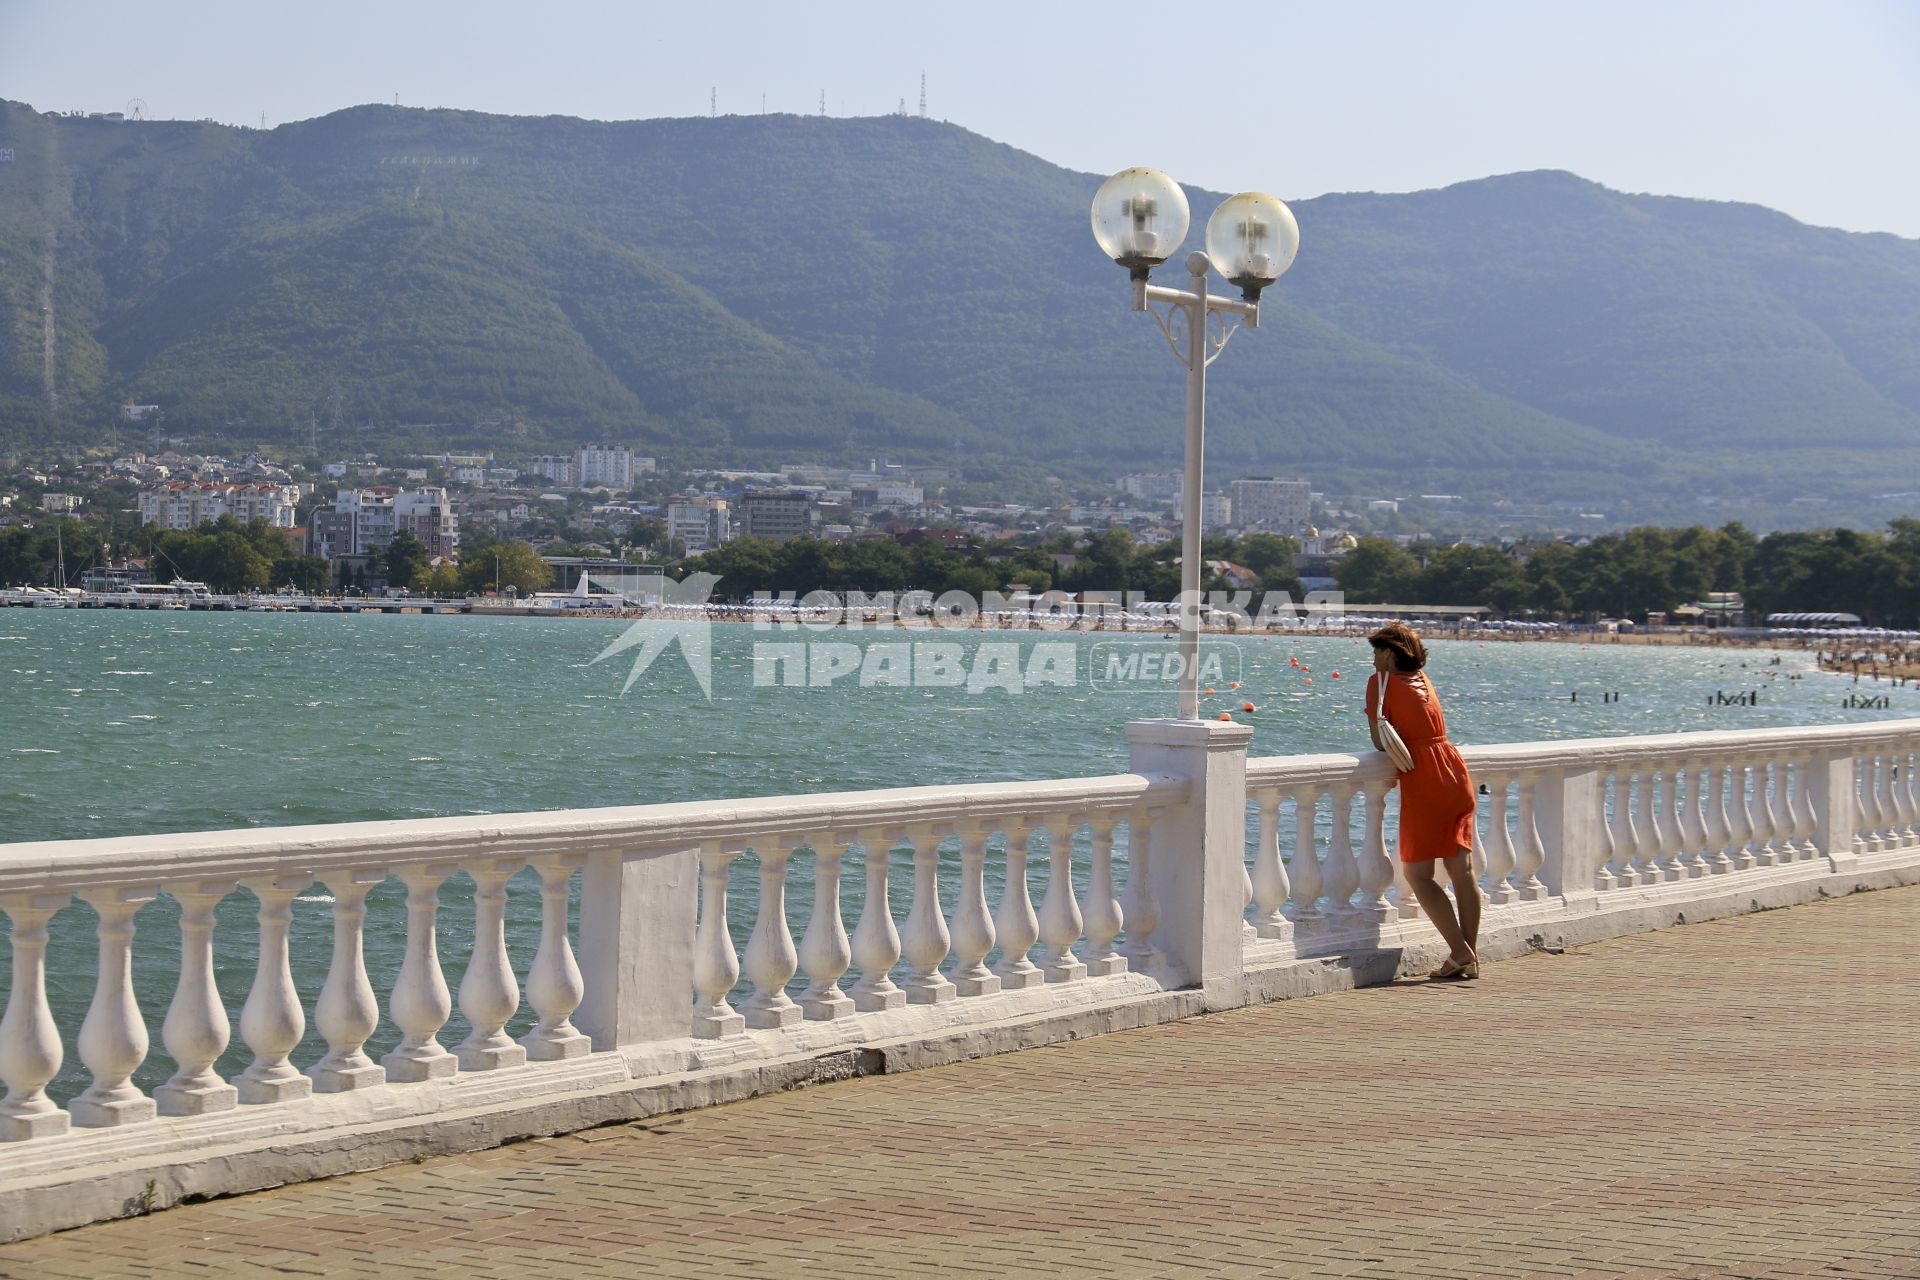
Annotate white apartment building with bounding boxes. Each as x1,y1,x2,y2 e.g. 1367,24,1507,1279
525,454,575,485
575,444,635,489
310,487,458,559
1118,472,1183,503
139,482,301,530
1201,493,1233,530
666,496,731,554
1229,477,1312,532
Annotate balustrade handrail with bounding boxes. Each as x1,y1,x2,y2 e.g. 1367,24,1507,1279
0,771,1189,896
1247,718,1920,790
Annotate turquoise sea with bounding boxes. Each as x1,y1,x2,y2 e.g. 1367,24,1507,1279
1,612,1913,1103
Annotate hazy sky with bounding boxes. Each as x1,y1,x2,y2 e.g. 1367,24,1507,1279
5,0,1917,237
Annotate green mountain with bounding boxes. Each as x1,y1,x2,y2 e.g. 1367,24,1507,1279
3,100,1919,513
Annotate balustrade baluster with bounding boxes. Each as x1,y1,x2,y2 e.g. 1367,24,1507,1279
457,859,528,1070
1038,816,1087,983
1725,762,1756,871
1595,771,1619,892
741,841,805,1027
1742,759,1774,866
71,886,158,1127
1759,758,1788,863
519,856,590,1060
235,875,314,1104
691,843,746,1037
1795,752,1820,859
1649,767,1684,881
1118,812,1162,967
1249,792,1291,938
1356,780,1395,923
1853,756,1878,854
1482,777,1517,905
798,838,856,1018
310,870,386,1090
1083,816,1128,973
1773,756,1803,862
901,826,958,1003
156,879,239,1114
1284,790,1323,932
0,892,72,1140
1704,760,1733,874
1900,748,1920,842
382,865,458,1079
1321,785,1362,924
1873,751,1897,849
993,821,1045,988
1513,774,1548,899
1629,768,1659,883
947,825,999,996
850,833,907,1010
1673,761,1707,878
1611,771,1642,888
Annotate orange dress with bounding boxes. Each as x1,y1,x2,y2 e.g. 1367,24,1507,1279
1366,670,1477,862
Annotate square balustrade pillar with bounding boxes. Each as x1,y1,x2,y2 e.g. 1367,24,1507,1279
1537,765,1603,910
1807,748,1861,872
576,847,699,1051
1126,718,1253,1002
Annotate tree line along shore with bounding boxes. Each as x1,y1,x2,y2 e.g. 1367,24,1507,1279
6,517,1918,633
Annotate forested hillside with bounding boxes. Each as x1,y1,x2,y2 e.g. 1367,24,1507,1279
3,100,1918,510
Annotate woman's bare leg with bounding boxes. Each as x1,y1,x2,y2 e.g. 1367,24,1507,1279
1444,850,1481,954
1403,859,1474,965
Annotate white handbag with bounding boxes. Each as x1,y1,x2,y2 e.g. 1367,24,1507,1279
1372,673,1416,773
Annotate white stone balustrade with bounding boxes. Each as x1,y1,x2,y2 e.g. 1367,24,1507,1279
1,721,1916,1244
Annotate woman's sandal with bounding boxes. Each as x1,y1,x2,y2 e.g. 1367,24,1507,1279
1428,955,1480,981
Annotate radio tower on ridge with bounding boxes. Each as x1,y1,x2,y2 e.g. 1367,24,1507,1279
919,73,927,117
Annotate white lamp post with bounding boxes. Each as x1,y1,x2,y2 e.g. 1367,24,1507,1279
1092,169,1299,719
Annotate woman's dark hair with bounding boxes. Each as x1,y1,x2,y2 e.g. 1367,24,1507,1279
1368,622,1427,671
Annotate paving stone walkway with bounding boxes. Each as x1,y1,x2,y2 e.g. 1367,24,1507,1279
5,886,1917,1279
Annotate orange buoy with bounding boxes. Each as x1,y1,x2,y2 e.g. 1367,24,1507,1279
1231,681,1241,689
1205,686,1216,696
1218,712,1232,721
1242,702,1255,712
1303,677,1313,685
1330,671,1341,678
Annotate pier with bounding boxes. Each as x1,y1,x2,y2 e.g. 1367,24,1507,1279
2,718,1918,1249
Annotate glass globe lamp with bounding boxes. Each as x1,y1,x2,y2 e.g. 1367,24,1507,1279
1091,167,1190,279
1204,192,1299,301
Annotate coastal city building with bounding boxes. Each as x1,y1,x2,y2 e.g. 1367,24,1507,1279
311,487,458,559
1201,492,1232,530
737,489,816,542
1230,476,1312,532
573,444,654,489
524,454,575,485
138,481,301,529
666,495,731,554
1118,472,1183,502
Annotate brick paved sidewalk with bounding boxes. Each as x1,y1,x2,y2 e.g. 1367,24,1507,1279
5,887,1917,1280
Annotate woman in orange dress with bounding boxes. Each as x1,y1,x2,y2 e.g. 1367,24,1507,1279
1365,623,1481,980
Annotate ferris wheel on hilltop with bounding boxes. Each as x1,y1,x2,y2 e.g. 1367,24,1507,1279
126,99,148,121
